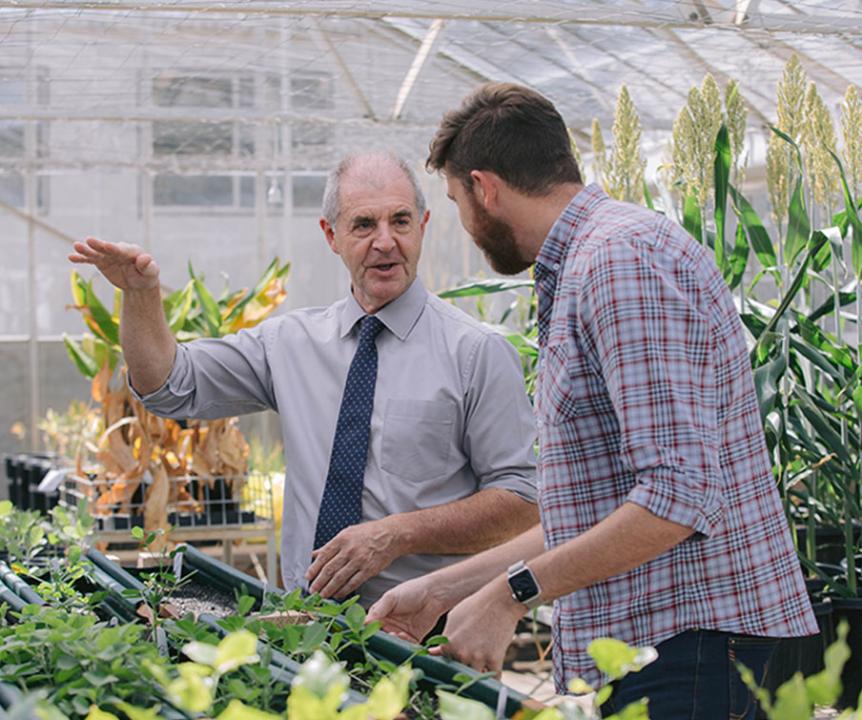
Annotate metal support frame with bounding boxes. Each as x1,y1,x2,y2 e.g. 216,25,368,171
311,19,378,122
4,3,860,36
392,17,445,120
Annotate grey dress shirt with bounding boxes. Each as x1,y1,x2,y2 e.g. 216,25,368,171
135,278,538,605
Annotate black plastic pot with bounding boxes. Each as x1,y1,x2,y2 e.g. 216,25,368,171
2,454,25,509
833,597,862,709
797,525,862,567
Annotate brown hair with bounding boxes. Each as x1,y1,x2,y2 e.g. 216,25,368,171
427,82,582,194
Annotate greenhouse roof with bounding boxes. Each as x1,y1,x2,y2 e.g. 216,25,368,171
1,0,859,167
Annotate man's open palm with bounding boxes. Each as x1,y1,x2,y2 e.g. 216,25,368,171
69,237,160,291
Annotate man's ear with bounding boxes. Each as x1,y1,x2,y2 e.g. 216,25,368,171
320,217,339,255
469,170,501,212
419,209,430,233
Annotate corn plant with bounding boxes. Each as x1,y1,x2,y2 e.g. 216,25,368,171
60,259,290,547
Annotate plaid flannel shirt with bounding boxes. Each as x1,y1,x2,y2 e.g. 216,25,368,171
534,184,817,689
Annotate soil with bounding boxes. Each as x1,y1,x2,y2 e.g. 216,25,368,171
168,580,236,618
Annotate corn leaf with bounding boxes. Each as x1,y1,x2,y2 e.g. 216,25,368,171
682,193,702,244
438,279,534,298
729,185,778,278
193,278,222,337
828,149,862,279
713,125,731,274
63,334,99,379
724,222,750,290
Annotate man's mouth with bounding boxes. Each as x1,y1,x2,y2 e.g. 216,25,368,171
371,263,397,272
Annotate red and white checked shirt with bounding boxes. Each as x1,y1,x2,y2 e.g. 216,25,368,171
534,184,817,689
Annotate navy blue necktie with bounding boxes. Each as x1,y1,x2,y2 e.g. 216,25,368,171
314,315,385,549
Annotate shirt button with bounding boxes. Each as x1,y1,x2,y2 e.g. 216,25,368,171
553,262,560,271
536,419,544,428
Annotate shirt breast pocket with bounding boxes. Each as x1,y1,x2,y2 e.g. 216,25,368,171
381,399,456,482
539,342,581,425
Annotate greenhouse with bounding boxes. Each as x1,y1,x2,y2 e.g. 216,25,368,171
1,0,861,718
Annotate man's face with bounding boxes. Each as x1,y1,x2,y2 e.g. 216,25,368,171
323,164,428,313
445,174,531,276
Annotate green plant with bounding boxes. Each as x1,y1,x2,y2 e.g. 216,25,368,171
740,620,859,719
60,258,290,545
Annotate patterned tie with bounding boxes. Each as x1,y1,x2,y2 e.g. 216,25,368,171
313,315,385,549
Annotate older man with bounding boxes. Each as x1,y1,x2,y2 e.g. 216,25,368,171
69,152,539,607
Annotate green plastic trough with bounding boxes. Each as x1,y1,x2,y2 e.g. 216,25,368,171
174,544,533,718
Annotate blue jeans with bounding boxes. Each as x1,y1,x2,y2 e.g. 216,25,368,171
600,629,779,719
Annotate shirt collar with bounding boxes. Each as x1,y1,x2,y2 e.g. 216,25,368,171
338,277,428,341
535,183,608,279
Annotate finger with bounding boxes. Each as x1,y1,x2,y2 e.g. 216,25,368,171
308,552,351,593
135,254,159,277
322,565,365,599
306,546,340,585
331,567,370,599
69,253,95,264
366,595,391,623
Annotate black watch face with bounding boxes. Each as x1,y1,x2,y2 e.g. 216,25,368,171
509,569,539,601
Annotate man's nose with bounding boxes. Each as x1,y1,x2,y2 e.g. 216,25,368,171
372,223,397,252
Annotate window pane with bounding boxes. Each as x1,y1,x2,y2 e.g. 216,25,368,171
290,75,333,110
0,122,24,158
0,169,24,207
0,76,25,104
154,174,233,206
240,176,255,207
292,173,326,209
292,121,332,148
153,121,233,156
153,76,232,108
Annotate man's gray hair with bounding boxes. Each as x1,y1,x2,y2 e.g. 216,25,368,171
321,152,427,225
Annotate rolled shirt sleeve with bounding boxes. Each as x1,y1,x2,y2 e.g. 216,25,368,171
577,238,725,537
131,323,276,420
463,331,538,504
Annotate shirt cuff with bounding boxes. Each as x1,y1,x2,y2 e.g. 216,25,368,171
626,466,725,538
478,472,538,504
127,343,194,406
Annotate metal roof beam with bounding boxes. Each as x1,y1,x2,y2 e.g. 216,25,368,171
3,3,861,37
392,18,445,120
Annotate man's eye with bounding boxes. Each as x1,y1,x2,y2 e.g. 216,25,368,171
355,220,373,230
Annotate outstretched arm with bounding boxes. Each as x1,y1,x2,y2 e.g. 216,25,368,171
69,237,175,394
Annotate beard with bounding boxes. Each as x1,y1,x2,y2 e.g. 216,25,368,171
468,197,532,276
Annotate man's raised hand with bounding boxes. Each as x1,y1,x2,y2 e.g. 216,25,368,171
69,237,160,291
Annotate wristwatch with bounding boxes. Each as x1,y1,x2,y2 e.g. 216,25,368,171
506,560,543,610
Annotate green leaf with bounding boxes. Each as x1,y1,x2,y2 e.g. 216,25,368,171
79,278,120,347
0,500,11,517
682,193,702,244
298,622,328,654
131,526,144,540
724,221,750,289
643,180,655,211
785,175,811,268
438,278,534,299
193,278,222,337
771,674,811,720
828,149,862,279
214,630,259,674
588,638,657,681
713,125,731,272
63,335,99,379
729,185,778,276
216,699,281,720
235,595,256,617
84,708,119,720
345,603,366,631
367,666,412,720
436,690,495,720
